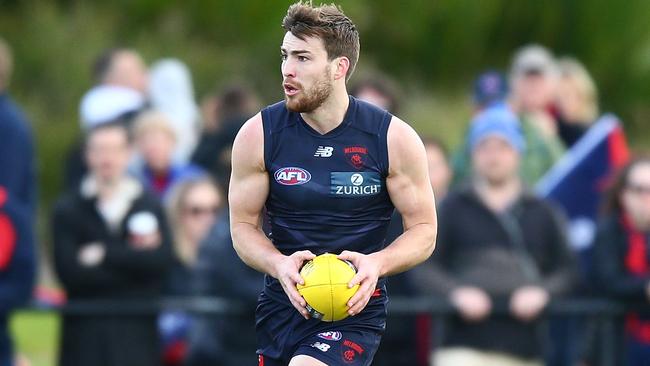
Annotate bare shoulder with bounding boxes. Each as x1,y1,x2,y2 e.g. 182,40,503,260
232,112,265,172
387,116,427,174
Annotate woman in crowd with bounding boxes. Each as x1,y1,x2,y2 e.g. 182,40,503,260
555,57,600,147
160,177,223,366
132,110,205,200
594,155,650,365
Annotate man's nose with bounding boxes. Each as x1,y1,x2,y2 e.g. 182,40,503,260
282,59,296,78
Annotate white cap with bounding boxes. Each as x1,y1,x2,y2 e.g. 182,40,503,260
511,44,558,78
79,85,145,130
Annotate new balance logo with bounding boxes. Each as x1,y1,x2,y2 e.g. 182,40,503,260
314,146,334,157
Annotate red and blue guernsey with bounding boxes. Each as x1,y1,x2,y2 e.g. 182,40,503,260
261,95,395,305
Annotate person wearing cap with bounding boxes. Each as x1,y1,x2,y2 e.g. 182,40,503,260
63,48,149,193
473,70,509,111
509,44,565,181
52,121,174,366
413,106,575,366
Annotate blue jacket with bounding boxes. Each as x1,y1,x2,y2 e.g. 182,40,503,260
0,92,37,366
0,93,36,215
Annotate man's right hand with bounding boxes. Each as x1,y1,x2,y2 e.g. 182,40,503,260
272,250,316,319
450,286,492,322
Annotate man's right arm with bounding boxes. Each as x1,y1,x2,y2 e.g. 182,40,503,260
229,113,314,318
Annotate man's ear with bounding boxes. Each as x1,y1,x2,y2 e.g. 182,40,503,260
332,56,350,81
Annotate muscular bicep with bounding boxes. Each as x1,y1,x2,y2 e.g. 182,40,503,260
386,117,437,231
228,113,269,229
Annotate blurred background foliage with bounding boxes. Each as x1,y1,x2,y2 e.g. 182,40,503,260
1,0,650,224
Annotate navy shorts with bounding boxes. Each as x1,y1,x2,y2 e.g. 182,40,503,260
256,289,387,366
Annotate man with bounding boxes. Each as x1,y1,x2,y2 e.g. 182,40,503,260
414,106,574,366
52,121,173,366
92,48,149,95
508,44,565,183
229,3,437,366
0,37,36,366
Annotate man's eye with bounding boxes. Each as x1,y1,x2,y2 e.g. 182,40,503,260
281,54,287,61
298,56,308,62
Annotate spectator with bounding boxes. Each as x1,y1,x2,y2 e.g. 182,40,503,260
0,37,36,219
414,106,575,366
52,121,173,366
149,58,200,163
64,48,148,191
380,136,451,366
424,137,453,201
473,70,509,111
132,110,205,199
508,44,565,183
159,177,224,366
593,156,650,365
92,48,149,95
350,73,400,114
351,72,423,365
555,57,599,148
191,84,258,189
0,37,36,366
185,206,264,366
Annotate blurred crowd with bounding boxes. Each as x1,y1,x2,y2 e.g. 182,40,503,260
1,35,649,366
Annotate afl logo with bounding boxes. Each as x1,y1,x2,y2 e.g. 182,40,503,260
275,167,311,185
317,331,342,341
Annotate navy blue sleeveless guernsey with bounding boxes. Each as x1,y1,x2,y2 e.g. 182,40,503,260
261,96,395,305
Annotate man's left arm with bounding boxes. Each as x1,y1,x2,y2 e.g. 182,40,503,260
339,116,437,316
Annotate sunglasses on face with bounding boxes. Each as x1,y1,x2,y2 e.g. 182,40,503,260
184,205,219,217
626,183,650,195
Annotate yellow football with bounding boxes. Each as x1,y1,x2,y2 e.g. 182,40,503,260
297,253,359,322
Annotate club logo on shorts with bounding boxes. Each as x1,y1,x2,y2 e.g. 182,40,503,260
344,146,368,170
341,339,365,363
317,331,342,341
274,167,311,186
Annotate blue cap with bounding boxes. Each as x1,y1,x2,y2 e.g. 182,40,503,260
473,70,508,108
469,106,526,153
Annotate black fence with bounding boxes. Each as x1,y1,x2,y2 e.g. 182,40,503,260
24,296,641,366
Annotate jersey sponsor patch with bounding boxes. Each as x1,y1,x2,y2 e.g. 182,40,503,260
274,167,311,186
331,172,382,196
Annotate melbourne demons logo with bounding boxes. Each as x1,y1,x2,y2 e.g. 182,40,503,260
274,167,311,185
344,146,367,170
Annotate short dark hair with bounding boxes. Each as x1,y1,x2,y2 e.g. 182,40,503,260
282,2,360,81
422,136,449,160
84,119,133,147
350,75,401,114
92,48,132,84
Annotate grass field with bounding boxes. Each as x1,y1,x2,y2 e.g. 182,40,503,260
10,311,59,366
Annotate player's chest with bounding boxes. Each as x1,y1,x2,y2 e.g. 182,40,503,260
267,138,388,207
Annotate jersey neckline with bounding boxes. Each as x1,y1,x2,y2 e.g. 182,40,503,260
296,95,356,139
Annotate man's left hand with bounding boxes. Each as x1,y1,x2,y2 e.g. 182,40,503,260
337,251,383,316
510,285,549,322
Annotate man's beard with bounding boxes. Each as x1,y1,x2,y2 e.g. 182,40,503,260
285,68,333,113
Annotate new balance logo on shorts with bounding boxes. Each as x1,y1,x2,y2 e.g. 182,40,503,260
314,146,334,157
